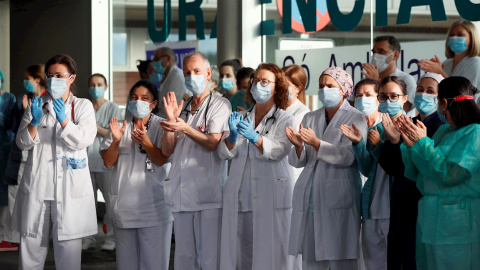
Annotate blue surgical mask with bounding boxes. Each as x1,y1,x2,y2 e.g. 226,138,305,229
250,83,272,104
437,106,446,123
318,88,342,108
128,100,153,119
288,87,296,100
185,75,207,96
354,97,378,115
89,87,105,99
220,78,235,91
149,73,161,85
153,61,166,74
47,77,69,99
379,100,403,117
414,93,437,116
24,80,35,93
448,36,468,54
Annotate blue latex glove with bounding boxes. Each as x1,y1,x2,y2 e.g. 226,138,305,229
237,116,260,144
227,112,240,143
30,96,43,126
53,98,67,123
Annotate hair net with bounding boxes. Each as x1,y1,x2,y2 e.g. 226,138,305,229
321,67,354,99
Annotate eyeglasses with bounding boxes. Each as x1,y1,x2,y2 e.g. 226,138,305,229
46,72,71,79
250,78,275,87
152,55,167,62
377,94,405,103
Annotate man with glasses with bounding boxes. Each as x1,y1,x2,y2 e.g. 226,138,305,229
153,47,188,118
362,36,417,116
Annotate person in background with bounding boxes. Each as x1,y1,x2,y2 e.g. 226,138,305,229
2,65,46,253
0,69,17,252
286,67,367,269
136,60,155,81
13,54,97,269
219,58,242,101
340,78,390,270
153,47,188,118
419,19,480,106
283,65,310,126
82,73,120,251
231,67,255,111
377,75,443,270
210,65,220,95
160,51,231,270
101,80,173,270
397,76,480,270
362,36,417,116
219,63,299,270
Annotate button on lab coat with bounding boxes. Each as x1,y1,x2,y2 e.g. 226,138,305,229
219,105,299,270
288,100,367,261
12,93,98,241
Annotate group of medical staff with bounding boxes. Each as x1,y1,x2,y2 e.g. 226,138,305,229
0,19,479,270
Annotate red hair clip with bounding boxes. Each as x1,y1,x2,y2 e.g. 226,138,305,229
453,95,474,102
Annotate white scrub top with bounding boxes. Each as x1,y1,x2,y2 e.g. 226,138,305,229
163,94,232,212
443,56,480,103
87,100,120,172
158,65,188,118
99,114,173,228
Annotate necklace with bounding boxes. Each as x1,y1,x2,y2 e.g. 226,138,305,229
135,114,152,154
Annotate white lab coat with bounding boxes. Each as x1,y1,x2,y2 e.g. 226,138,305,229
12,93,98,241
288,100,367,261
218,105,299,270
285,99,310,128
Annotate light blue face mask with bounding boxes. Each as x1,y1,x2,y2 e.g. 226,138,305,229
220,78,235,91
47,77,69,99
354,97,378,115
185,74,207,96
24,80,35,93
250,83,272,104
89,87,105,99
318,88,342,108
153,61,166,74
149,73,161,85
288,87,295,100
378,100,403,117
448,36,468,54
437,105,446,123
414,93,437,116
128,100,152,119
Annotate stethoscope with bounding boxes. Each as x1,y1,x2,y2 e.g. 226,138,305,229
246,105,278,136
181,93,212,133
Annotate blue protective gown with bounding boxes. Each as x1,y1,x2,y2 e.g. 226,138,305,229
401,123,480,270
0,91,16,206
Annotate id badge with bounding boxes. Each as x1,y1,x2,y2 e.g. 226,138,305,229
145,157,154,172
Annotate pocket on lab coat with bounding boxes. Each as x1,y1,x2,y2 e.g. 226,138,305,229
68,168,93,198
325,178,354,209
274,177,293,209
196,177,222,205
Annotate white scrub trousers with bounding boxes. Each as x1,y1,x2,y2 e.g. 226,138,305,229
19,201,82,270
91,172,114,237
113,221,173,270
361,218,389,270
172,209,222,270
302,210,357,270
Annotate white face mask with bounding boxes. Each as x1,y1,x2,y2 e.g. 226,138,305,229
371,53,394,73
